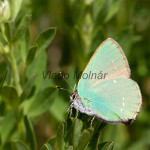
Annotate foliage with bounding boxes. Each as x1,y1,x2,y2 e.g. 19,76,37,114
0,0,150,150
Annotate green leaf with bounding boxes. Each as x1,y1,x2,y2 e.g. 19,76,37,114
98,141,114,150
24,116,37,150
26,50,47,91
46,137,56,148
56,123,64,150
0,86,19,108
65,146,73,150
11,140,30,150
0,110,16,144
77,128,94,150
72,118,83,149
27,87,56,117
89,122,107,149
104,0,121,23
26,45,37,67
41,143,52,150
20,75,37,101
49,95,69,122
12,14,31,42
35,27,56,55
18,29,30,63
9,0,23,20
64,117,74,144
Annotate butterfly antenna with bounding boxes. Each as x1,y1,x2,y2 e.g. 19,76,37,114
59,72,73,91
56,86,72,94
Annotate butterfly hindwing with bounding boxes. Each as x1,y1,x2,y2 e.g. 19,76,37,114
81,78,142,122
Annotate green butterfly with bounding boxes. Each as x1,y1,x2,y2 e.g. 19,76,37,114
67,38,142,127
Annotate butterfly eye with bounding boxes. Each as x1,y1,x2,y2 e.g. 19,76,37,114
70,93,76,101
72,94,75,100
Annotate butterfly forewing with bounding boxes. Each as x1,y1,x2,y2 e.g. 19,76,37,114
78,38,130,98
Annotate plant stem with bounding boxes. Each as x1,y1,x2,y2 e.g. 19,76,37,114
0,24,8,43
9,44,22,95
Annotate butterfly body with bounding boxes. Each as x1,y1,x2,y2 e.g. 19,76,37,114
70,92,95,116
69,38,142,124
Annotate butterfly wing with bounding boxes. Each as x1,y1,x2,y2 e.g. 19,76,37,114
77,38,130,98
82,78,142,122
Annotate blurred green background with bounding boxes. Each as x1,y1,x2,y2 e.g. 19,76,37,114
31,0,150,149
0,0,150,149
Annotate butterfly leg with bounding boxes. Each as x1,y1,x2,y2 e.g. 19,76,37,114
67,103,73,117
90,116,95,128
66,105,71,112
75,109,79,119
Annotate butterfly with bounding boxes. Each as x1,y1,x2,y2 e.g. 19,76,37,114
66,38,142,127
